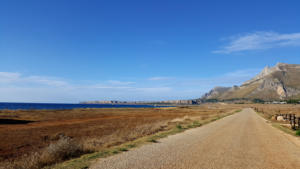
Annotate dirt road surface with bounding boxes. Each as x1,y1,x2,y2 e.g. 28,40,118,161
91,108,300,169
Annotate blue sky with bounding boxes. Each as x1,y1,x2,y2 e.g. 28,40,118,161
1,0,300,103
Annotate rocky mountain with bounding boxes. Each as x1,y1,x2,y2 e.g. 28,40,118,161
201,86,231,100
202,63,300,101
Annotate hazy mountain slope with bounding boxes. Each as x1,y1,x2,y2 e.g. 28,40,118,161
201,87,231,99
202,63,300,101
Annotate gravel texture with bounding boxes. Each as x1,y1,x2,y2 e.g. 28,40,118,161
91,108,300,169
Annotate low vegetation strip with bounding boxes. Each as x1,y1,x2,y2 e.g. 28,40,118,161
45,109,240,169
0,104,242,169
90,108,300,169
253,105,300,137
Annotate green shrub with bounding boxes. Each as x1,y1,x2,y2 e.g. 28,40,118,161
192,121,201,127
147,138,158,143
296,130,300,136
4,136,84,169
176,124,182,129
127,144,136,148
118,148,128,152
40,136,83,164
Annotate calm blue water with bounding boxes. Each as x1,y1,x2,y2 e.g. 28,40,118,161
0,102,159,110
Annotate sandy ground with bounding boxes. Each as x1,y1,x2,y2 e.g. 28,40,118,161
91,108,300,169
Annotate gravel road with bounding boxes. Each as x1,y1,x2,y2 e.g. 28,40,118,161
91,108,300,169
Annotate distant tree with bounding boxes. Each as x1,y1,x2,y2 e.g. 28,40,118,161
253,98,265,104
286,99,300,104
205,99,219,103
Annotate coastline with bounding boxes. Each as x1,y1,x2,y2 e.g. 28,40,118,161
0,102,172,110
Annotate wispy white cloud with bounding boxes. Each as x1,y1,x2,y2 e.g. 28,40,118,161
148,76,173,81
224,69,261,78
0,72,175,102
25,76,68,86
214,31,300,53
0,72,67,86
133,87,172,93
176,68,261,88
89,85,133,89
106,80,135,85
0,68,262,102
0,72,21,83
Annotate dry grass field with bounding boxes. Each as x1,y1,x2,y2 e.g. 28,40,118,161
0,104,242,169
251,104,300,119
251,104,300,137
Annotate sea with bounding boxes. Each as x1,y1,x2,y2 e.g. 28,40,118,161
0,102,161,110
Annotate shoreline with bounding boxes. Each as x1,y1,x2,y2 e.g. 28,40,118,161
0,102,176,111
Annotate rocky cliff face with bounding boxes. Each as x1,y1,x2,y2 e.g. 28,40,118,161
201,87,231,99
202,63,300,101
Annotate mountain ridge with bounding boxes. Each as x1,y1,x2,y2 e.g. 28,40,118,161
201,63,300,101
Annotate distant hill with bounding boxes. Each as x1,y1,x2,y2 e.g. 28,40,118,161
80,99,196,105
201,63,300,101
201,86,231,100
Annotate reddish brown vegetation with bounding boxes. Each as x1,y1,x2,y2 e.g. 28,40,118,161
252,104,300,119
0,104,241,168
